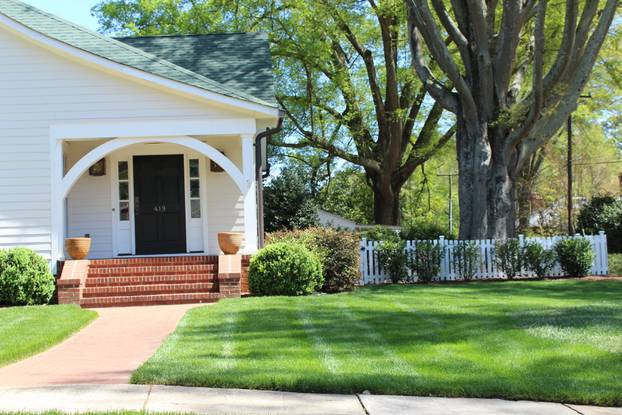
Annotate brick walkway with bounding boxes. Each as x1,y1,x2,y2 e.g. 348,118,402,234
0,304,197,386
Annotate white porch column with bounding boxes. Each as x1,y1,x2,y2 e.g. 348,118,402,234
49,138,65,268
241,134,258,253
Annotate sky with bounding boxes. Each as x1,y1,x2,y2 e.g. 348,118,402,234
22,0,100,31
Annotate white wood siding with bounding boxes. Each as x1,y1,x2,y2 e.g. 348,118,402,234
0,27,246,260
203,137,246,253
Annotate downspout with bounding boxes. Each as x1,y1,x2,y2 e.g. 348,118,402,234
255,113,284,249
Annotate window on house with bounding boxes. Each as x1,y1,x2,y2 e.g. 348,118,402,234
118,161,129,221
189,159,201,218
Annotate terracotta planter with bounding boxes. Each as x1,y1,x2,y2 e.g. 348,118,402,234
218,232,243,255
65,237,91,260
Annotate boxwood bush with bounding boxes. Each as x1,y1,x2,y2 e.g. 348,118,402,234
0,248,55,306
267,228,359,293
555,237,594,277
411,241,444,283
249,243,323,296
523,241,556,279
496,239,524,279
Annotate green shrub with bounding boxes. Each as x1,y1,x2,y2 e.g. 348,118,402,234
453,242,479,281
400,221,454,240
267,228,359,293
249,243,323,296
360,226,400,242
496,239,524,279
377,237,408,283
523,242,557,279
609,253,622,276
0,248,54,306
555,238,594,277
577,195,622,253
411,241,444,283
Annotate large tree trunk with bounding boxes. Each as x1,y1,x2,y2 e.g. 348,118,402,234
456,118,517,240
371,177,402,225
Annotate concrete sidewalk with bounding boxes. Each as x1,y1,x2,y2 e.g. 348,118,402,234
0,385,619,415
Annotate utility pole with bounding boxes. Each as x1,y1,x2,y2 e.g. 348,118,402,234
438,172,458,236
567,115,574,235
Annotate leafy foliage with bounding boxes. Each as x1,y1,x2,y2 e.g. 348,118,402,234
453,242,480,281
249,243,323,296
263,165,319,233
523,242,557,279
267,228,359,293
0,248,55,306
555,238,594,278
411,241,444,283
495,239,524,279
377,236,408,284
400,221,453,241
577,195,622,253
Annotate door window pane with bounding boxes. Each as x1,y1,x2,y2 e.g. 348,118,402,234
189,159,199,178
119,201,130,221
191,199,201,219
119,181,129,200
118,161,128,180
190,179,200,198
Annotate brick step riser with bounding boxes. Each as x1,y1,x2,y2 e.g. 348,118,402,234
87,266,217,277
81,297,220,308
85,275,218,287
83,283,217,298
80,293,220,308
89,257,218,267
88,261,218,269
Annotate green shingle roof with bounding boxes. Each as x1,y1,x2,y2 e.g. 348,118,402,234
0,0,276,108
117,33,276,106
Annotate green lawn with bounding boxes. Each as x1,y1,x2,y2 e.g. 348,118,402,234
133,279,622,406
0,305,97,367
609,253,622,276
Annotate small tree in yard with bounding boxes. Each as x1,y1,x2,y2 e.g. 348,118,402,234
378,237,409,283
496,239,524,279
555,238,594,277
411,241,444,283
523,241,557,279
453,242,480,281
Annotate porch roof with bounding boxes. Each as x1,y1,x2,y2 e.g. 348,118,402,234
0,0,277,109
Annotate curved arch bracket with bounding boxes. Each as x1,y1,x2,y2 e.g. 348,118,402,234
60,136,248,198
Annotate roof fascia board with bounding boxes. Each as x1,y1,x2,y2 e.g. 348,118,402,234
0,13,280,119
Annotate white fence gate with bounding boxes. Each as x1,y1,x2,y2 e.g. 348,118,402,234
359,232,609,285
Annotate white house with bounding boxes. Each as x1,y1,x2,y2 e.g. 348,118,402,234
0,0,281,270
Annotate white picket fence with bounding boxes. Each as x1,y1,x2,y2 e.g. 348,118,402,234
359,232,609,285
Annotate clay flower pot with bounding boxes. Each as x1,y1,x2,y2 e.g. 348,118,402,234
218,232,243,255
65,237,91,260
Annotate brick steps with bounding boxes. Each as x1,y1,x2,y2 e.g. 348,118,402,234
80,292,221,308
58,255,243,308
85,273,217,287
83,282,217,298
87,264,217,277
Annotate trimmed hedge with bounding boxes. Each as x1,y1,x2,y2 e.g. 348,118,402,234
0,248,55,306
267,228,359,293
249,243,323,296
555,238,594,277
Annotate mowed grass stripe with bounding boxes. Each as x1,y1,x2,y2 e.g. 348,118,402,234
212,309,238,371
336,300,417,377
297,308,340,374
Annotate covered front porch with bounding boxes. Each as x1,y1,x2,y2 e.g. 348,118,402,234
50,118,261,263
